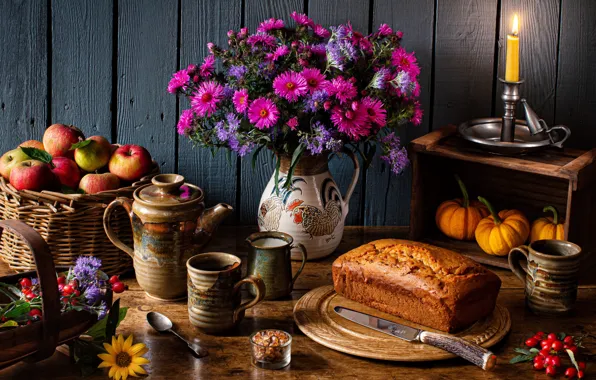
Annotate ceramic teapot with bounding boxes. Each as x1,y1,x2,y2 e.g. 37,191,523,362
103,174,233,300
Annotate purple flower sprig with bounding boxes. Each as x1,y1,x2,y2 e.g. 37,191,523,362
380,132,409,175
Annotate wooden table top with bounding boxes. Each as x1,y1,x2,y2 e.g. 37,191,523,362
1,226,595,379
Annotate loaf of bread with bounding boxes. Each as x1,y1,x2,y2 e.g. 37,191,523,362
332,239,501,333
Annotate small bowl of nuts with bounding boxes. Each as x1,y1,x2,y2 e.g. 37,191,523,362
250,329,292,369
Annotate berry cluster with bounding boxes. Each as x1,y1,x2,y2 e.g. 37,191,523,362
108,275,127,294
17,278,42,324
513,331,588,378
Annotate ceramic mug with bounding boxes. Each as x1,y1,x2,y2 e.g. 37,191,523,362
187,252,266,334
509,240,582,315
246,231,307,300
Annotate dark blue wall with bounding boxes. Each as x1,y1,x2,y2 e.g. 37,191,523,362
1,0,594,226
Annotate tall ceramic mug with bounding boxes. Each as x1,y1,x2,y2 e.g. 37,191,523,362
509,240,582,315
187,252,266,334
246,232,307,300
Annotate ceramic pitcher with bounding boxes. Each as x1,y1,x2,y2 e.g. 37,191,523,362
103,174,233,301
257,152,359,260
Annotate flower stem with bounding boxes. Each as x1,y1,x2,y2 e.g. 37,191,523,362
543,205,559,225
454,174,469,208
478,196,502,225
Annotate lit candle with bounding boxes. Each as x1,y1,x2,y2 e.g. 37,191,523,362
505,14,520,82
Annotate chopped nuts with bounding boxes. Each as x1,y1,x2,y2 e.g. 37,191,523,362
250,329,291,369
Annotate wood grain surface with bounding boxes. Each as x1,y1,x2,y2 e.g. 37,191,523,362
293,285,511,361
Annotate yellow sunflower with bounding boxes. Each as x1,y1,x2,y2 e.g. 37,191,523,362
98,334,150,380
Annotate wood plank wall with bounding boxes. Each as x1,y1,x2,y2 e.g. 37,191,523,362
0,0,594,226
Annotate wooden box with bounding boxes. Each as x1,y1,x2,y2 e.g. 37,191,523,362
408,126,596,273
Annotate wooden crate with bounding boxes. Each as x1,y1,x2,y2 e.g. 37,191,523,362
409,126,596,274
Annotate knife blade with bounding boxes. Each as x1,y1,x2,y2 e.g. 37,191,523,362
333,306,497,371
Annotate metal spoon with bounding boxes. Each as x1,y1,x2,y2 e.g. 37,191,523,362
146,311,208,358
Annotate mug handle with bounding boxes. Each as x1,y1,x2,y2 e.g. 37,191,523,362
290,243,307,289
103,197,135,258
508,245,530,286
233,275,266,323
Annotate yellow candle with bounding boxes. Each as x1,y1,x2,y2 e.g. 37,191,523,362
505,14,520,82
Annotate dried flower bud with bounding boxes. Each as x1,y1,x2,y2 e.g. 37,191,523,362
291,41,300,49
228,39,233,46
345,110,355,120
396,30,404,39
187,64,197,74
361,90,368,96
351,101,359,111
240,27,248,36
298,58,308,66
227,30,235,38
207,42,215,52
349,77,357,83
323,101,332,111
193,75,200,82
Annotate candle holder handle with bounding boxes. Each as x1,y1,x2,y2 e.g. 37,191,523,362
499,78,524,142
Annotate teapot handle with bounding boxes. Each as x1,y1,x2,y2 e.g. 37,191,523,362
341,148,360,206
103,197,135,258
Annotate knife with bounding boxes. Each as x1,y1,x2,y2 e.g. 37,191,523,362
334,306,497,371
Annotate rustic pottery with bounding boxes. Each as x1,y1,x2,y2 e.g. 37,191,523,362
246,231,307,300
103,174,233,301
509,239,582,315
258,152,359,260
186,252,265,334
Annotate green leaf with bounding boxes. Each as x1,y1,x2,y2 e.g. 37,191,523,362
69,140,92,150
566,348,580,371
4,302,30,318
251,145,265,170
510,354,534,364
273,155,281,196
514,348,532,356
19,147,53,165
85,304,128,341
0,320,18,328
557,332,566,340
104,299,120,342
529,348,540,353
285,143,305,190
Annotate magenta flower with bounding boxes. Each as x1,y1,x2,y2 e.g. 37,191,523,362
326,77,357,104
248,98,279,129
361,97,387,127
167,69,190,93
330,104,371,140
286,117,298,130
266,45,290,62
314,24,330,38
200,55,215,77
411,102,423,125
247,33,277,48
291,12,314,28
273,71,308,102
177,109,194,135
233,89,249,113
378,23,393,36
301,68,328,93
257,18,285,33
190,81,224,117
392,47,420,77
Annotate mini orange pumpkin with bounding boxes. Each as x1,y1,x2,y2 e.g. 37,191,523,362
530,205,565,242
435,175,489,240
475,197,530,256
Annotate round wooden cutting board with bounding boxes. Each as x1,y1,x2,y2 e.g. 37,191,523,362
293,285,511,362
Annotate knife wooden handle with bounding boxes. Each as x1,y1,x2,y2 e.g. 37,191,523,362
419,331,497,371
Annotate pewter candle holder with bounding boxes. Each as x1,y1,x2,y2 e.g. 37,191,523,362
499,78,524,142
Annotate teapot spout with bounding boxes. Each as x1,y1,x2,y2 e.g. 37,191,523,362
196,203,233,241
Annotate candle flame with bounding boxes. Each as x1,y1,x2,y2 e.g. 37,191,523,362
512,14,519,35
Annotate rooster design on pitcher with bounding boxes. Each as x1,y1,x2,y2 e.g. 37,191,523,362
258,177,342,242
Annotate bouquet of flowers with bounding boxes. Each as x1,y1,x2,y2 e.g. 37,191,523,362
168,12,421,187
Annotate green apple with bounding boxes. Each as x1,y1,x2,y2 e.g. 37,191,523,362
74,136,112,172
0,148,30,179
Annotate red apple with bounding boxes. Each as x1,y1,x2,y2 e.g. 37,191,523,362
51,157,81,189
79,173,120,194
19,140,45,150
108,145,152,181
42,124,85,158
9,160,57,191
0,148,30,179
74,136,112,172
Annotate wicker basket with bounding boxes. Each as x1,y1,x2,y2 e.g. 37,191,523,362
0,165,158,275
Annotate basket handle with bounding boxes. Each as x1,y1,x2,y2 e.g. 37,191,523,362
0,220,60,361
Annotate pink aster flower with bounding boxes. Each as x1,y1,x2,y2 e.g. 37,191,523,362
314,24,330,38
325,77,357,104
291,12,314,28
257,18,285,33
167,69,190,93
273,71,308,102
361,97,387,127
248,97,279,130
378,23,393,36
411,102,423,125
190,81,224,117
200,55,215,77
266,45,290,62
233,89,249,113
286,117,298,130
392,47,420,77
247,33,277,48
177,109,194,135
330,104,371,140
301,68,328,93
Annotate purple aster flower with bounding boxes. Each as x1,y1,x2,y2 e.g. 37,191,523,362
369,67,390,90
300,122,342,155
214,121,229,142
228,135,254,157
304,90,328,112
226,113,241,131
229,65,248,79
222,84,235,99
73,256,102,282
380,132,410,174
391,71,413,93
97,301,108,320
310,43,327,56
84,284,102,304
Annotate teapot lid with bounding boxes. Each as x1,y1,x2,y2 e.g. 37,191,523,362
137,174,202,205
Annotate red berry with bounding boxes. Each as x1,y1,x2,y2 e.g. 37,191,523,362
25,292,36,300
28,309,42,317
20,278,32,288
26,320,32,325
542,339,553,349
564,336,575,345
552,340,565,352
68,280,78,289
565,367,578,379
567,346,578,355
540,348,551,357
546,365,558,377
526,337,539,347
112,282,125,294
536,331,546,338
62,284,74,295
577,362,586,370
57,276,66,285
534,359,546,370
578,370,585,379
548,333,558,341
74,290,81,297
109,275,120,285
551,356,562,367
